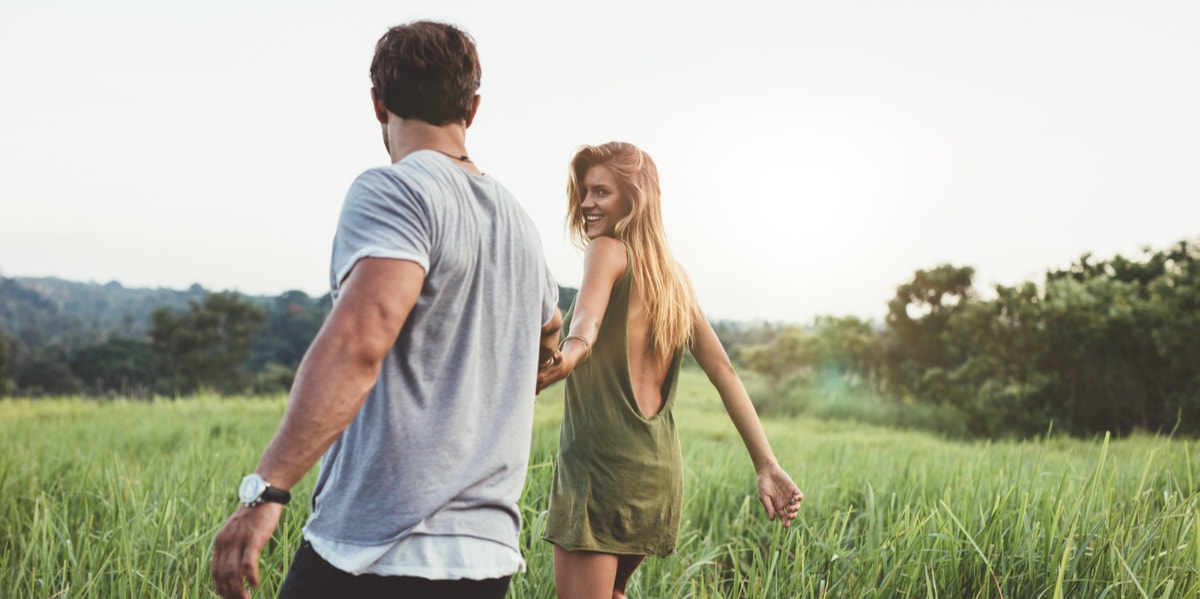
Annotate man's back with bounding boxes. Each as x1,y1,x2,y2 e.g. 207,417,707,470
310,150,557,549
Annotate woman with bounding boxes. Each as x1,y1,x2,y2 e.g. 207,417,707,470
537,142,803,599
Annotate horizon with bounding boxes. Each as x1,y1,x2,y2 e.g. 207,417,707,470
6,232,1196,325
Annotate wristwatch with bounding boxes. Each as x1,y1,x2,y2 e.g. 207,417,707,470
238,473,291,507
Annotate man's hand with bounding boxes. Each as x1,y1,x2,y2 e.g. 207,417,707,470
537,309,563,389
211,503,284,599
537,350,570,394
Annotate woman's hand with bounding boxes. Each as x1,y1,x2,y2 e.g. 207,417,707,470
756,463,803,528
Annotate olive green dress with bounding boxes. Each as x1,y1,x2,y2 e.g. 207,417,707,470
543,251,685,557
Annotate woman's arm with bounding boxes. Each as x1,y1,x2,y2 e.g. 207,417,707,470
689,306,804,526
536,236,627,390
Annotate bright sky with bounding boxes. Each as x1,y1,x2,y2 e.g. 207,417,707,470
2,0,1197,323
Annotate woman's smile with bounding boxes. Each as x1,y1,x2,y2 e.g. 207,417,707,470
581,166,632,239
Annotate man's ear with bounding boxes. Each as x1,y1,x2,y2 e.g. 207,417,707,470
464,94,481,128
371,88,389,125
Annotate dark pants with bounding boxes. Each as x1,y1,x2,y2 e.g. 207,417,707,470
277,539,511,599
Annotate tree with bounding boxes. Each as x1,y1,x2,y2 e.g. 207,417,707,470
1144,241,1200,432
15,345,82,397
882,264,975,401
741,326,814,391
940,282,1051,436
885,241,1200,438
150,292,266,394
0,320,7,397
72,337,159,397
711,320,781,364
247,290,329,372
1035,242,1200,435
557,285,578,312
809,315,882,383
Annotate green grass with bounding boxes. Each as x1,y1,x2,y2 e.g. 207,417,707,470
2,371,1198,597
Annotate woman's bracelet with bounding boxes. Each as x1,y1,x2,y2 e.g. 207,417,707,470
559,334,592,364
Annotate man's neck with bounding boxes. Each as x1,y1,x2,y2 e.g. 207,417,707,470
385,117,480,175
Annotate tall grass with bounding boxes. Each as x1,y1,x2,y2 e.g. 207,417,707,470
2,371,1198,597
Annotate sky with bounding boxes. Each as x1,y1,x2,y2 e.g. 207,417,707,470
2,0,1197,323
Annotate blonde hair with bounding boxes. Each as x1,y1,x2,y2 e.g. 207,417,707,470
566,142,697,361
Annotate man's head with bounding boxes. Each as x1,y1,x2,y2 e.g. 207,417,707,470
370,21,481,126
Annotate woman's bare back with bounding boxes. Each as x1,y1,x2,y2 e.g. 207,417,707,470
626,280,672,418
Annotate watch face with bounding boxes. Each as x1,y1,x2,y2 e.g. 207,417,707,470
239,474,266,504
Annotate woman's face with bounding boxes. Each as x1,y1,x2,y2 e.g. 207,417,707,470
581,165,633,240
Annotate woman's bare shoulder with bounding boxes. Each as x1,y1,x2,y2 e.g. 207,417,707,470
586,235,625,255
584,236,628,274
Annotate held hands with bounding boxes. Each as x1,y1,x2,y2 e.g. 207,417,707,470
756,463,804,528
536,335,590,394
536,349,572,394
211,503,284,599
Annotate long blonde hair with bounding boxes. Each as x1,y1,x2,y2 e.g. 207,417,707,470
566,142,697,361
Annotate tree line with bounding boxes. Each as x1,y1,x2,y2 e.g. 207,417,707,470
0,279,576,398
738,239,1200,437
3,239,1198,438
0,287,331,397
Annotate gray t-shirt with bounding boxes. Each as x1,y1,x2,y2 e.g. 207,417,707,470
304,150,558,554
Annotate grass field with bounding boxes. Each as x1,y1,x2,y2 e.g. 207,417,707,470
2,369,1198,598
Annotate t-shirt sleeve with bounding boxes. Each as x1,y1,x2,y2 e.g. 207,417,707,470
542,265,559,326
330,168,432,294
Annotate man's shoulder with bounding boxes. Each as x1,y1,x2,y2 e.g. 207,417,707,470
350,162,410,188
345,161,433,208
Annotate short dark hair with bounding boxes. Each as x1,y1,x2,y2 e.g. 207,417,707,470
370,21,481,126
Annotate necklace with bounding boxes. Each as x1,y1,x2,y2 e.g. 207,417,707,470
430,148,472,162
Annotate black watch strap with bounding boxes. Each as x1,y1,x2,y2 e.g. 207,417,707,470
260,486,291,506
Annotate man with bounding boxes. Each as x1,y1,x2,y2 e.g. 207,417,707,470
211,21,561,599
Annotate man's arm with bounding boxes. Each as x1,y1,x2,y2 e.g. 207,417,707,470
249,257,423,487
211,257,424,599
